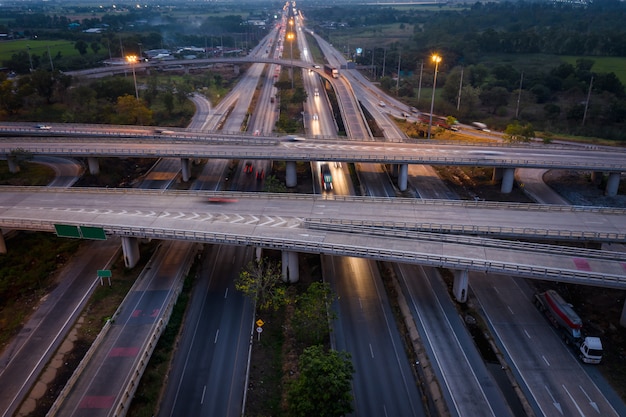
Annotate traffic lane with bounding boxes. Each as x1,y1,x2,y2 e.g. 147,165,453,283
163,245,252,417
0,239,121,417
470,273,621,417
328,256,427,417
398,264,512,417
54,241,192,417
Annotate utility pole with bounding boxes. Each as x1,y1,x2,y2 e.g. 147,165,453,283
396,52,401,96
515,71,524,119
417,61,423,101
582,76,593,126
456,66,464,111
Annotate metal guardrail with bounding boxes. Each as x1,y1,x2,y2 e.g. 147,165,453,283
304,219,626,260
1,144,626,171
2,217,625,289
1,186,624,215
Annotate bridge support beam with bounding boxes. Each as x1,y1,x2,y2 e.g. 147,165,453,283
397,164,408,192
281,250,299,283
591,171,603,185
121,236,140,269
452,269,468,303
7,157,19,173
0,230,6,254
255,247,263,261
87,157,100,175
181,158,191,182
605,172,621,197
492,167,503,183
621,300,626,327
285,161,297,188
500,168,516,194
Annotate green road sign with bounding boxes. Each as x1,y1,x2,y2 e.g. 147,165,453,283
53,224,106,240
97,270,112,278
54,224,81,238
80,226,107,240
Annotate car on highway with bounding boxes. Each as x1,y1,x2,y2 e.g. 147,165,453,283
285,134,306,142
243,162,254,174
35,124,51,130
378,101,386,107
312,113,319,121
207,197,238,204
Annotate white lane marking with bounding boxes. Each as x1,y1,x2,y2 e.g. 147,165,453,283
214,329,219,344
578,385,600,414
224,288,229,298
369,343,374,358
563,384,586,417
545,385,563,415
542,355,551,366
524,329,531,339
201,385,207,404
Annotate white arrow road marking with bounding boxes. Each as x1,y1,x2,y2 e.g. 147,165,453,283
562,384,586,417
258,216,275,227
545,385,563,415
173,212,186,219
158,211,170,217
245,215,259,224
272,216,287,227
187,213,199,220
578,385,599,414
230,214,244,223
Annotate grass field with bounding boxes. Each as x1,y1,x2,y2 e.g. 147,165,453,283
0,39,79,63
561,55,626,87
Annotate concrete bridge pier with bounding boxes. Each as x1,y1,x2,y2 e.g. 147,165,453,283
605,172,621,196
7,157,19,173
397,164,408,192
87,157,100,175
492,167,503,183
122,236,140,269
255,246,263,261
285,161,297,188
453,269,469,303
281,250,299,283
591,171,603,184
0,230,6,254
181,158,191,182
500,168,516,194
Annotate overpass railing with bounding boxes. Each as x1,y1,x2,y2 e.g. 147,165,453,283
1,217,625,289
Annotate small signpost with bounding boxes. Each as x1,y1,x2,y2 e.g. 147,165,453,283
97,269,112,286
256,319,264,341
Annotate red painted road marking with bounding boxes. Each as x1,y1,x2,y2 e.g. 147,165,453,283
79,396,115,408
131,309,141,317
109,346,140,357
573,258,591,271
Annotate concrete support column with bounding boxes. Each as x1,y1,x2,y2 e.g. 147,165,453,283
255,246,263,261
605,172,621,197
0,230,6,254
398,164,408,192
621,299,626,327
281,250,299,283
590,171,603,184
87,157,100,175
391,164,399,177
500,167,516,194
7,157,19,173
121,236,140,269
492,167,503,183
452,269,469,303
285,161,297,188
180,158,191,182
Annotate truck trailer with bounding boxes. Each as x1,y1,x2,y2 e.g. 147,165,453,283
324,64,339,78
533,290,603,364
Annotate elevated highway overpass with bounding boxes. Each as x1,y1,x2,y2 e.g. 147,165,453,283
1,131,625,194
0,187,625,294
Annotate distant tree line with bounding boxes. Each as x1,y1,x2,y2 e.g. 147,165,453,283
308,1,626,140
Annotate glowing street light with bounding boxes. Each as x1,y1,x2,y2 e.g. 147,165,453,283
126,55,139,100
286,32,295,89
427,53,442,140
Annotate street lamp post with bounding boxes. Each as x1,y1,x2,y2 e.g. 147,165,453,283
286,32,295,89
126,55,139,100
427,54,442,139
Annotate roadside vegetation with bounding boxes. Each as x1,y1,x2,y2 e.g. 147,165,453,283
305,2,626,141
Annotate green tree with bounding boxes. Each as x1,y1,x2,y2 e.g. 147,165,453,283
90,42,101,55
504,121,534,143
75,40,88,55
114,94,153,125
235,258,286,311
480,86,509,114
0,77,23,115
287,345,355,417
292,282,336,345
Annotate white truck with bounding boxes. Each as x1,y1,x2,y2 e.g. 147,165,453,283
534,290,603,364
